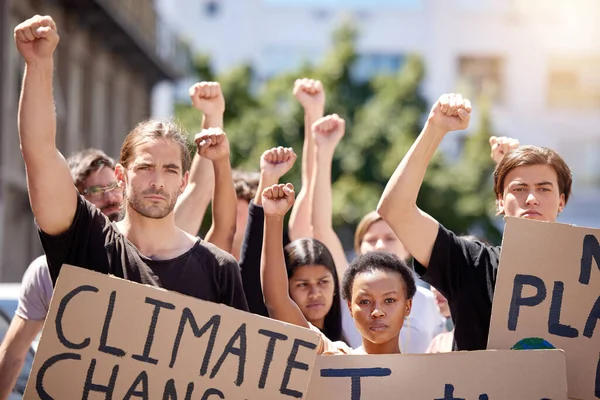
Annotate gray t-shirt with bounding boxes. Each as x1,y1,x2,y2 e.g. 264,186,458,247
16,255,53,320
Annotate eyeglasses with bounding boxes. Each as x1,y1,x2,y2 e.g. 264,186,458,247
80,182,120,200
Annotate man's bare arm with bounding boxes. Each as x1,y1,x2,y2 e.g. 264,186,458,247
310,115,349,281
196,127,236,252
0,316,44,399
16,16,77,236
377,94,472,267
288,78,325,240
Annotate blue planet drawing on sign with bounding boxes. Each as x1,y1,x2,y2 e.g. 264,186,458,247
511,337,556,350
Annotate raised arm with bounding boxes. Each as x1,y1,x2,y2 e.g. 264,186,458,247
261,183,310,329
377,94,472,267
310,115,349,280
253,147,297,207
288,78,325,240
194,127,236,252
16,16,77,236
238,147,295,316
489,136,519,164
174,82,223,236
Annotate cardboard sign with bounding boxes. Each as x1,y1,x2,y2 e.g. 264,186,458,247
305,350,567,399
25,266,320,399
488,217,600,400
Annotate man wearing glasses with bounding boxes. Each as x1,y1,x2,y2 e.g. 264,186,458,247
0,149,123,399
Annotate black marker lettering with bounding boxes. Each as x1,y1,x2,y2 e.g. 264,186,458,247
99,291,126,357
162,379,194,400
123,371,149,399
132,297,175,365
210,323,247,386
548,281,578,338
201,388,225,400
56,285,98,349
36,353,81,400
434,384,465,400
320,367,392,400
82,359,119,399
257,329,288,389
280,339,317,398
580,234,600,285
584,295,600,339
508,274,546,331
170,310,220,377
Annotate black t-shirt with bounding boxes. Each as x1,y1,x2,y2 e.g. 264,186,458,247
414,224,500,351
239,200,290,317
39,195,249,312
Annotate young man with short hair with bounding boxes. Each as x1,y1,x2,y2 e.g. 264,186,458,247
14,15,247,305
377,93,572,351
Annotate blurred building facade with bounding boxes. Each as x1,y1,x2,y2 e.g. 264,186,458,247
158,0,600,227
0,0,189,282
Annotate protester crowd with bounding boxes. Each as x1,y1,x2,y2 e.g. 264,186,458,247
0,15,574,398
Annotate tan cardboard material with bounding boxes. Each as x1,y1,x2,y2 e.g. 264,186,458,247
24,265,320,399
305,350,568,399
488,217,600,400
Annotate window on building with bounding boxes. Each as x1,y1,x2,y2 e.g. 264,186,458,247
559,137,600,191
351,53,405,82
457,56,504,102
548,57,600,109
204,1,220,17
265,0,422,9
259,47,321,79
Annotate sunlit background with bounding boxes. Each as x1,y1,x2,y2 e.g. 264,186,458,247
0,0,598,282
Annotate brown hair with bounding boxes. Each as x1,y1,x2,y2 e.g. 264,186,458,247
233,170,260,202
493,145,572,205
67,148,115,191
354,211,383,255
119,119,192,173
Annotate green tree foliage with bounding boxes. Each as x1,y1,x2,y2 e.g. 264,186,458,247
175,23,501,244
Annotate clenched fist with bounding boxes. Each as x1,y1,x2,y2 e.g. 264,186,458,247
260,147,297,181
14,15,59,63
312,114,345,150
189,81,225,117
293,78,325,114
428,93,472,133
262,183,295,217
194,128,230,161
489,136,519,164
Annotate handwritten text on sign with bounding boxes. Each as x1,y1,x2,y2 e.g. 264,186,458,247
488,218,600,400
25,266,320,399
305,350,567,399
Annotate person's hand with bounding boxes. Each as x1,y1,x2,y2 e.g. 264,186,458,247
427,93,472,133
293,78,325,115
312,114,345,151
260,147,297,181
490,136,520,164
189,81,225,118
14,15,59,64
194,128,230,161
262,184,295,217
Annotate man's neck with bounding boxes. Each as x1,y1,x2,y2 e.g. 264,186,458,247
115,208,186,259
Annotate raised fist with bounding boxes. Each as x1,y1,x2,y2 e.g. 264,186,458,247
262,183,295,217
260,147,297,181
490,136,520,164
312,114,345,149
194,128,230,161
428,93,472,133
293,78,325,114
189,81,225,117
14,15,59,63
